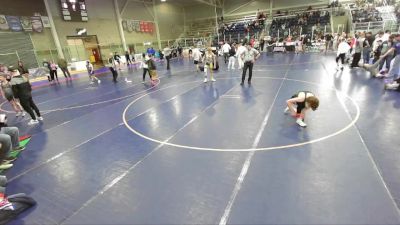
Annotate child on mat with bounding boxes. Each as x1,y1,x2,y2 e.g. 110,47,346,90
86,61,100,84
285,91,320,127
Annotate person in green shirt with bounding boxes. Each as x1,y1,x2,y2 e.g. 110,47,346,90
57,58,71,79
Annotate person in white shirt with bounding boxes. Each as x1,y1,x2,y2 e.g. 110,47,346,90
141,53,150,83
228,43,237,70
236,43,247,69
86,61,100,84
163,46,172,70
240,44,260,85
336,38,351,70
382,30,391,42
192,47,202,72
222,42,231,64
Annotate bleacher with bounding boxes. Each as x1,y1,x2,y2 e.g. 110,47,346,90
185,19,216,39
270,10,331,40
350,0,399,33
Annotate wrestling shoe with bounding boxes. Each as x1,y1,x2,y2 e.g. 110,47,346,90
384,83,399,90
284,107,290,114
296,118,307,127
28,119,39,125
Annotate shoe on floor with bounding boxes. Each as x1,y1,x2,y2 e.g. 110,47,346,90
0,198,14,210
240,82,244,85
203,78,208,83
284,107,290,114
4,156,17,162
15,112,21,117
37,116,44,121
98,80,101,84
296,118,307,127
385,83,399,90
28,119,39,125
21,112,26,117
0,163,13,170
13,146,25,152
211,78,216,82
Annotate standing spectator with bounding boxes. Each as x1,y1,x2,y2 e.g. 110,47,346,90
222,42,231,64
17,61,29,77
113,52,121,70
108,53,118,83
240,43,260,85
381,34,400,80
86,61,100,84
141,53,150,83
363,32,374,64
228,43,236,71
163,46,172,70
260,38,265,52
382,30,391,42
236,42,246,69
9,67,42,125
351,34,363,68
147,55,157,86
325,33,333,52
192,46,202,72
125,51,132,65
336,38,351,70
49,61,58,82
377,34,395,77
188,47,193,59
0,75,24,116
202,47,216,83
57,58,71,79
177,46,183,57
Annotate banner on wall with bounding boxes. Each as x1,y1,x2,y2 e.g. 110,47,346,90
0,15,9,30
31,16,43,33
139,21,145,32
148,22,154,33
6,16,22,32
20,16,32,31
133,20,140,32
41,16,51,28
127,20,134,32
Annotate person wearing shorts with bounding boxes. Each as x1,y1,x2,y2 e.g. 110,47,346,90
0,74,24,117
86,61,100,84
202,47,216,83
285,91,319,127
192,47,202,72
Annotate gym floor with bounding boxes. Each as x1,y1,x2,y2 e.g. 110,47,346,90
1,53,400,224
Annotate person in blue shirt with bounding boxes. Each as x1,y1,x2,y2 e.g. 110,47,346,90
381,34,400,90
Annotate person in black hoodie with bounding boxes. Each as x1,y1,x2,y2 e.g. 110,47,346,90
9,67,42,125
108,53,118,83
228,43,237,70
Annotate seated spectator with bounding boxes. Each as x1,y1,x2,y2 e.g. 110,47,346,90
0,116,25,170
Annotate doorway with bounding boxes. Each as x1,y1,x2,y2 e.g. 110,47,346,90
66,35,103,65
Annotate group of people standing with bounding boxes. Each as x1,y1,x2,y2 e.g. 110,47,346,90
0,63,42,126
221,41,261,85
334,30,400,91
